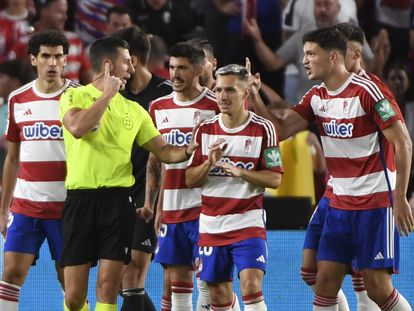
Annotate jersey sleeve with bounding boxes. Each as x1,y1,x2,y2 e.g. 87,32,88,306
135,106,160,146
360,84,403,130
187,125,203,168
5,96,20,142
259,121,284,173
59,87,85,121
292,88,316,122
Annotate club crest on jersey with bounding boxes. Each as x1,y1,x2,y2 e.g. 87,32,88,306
322,120,354,138
193,110,201,124
23,122,63,140
343,100,349,114
245,139,252,153
375,99,396,121
264,147,282,168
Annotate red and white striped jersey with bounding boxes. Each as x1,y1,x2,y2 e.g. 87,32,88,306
149,88,219,223
9,31,91,83
188,112,284,246
294,73,403,210
6,79,78,219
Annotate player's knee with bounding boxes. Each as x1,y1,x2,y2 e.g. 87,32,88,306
97,279,119,302
2,267,26,285
65,290,87,310
300,267,317,287
240,278,261,295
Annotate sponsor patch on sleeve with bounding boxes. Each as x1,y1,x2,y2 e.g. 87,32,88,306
375,99,396,121
264,147,282,168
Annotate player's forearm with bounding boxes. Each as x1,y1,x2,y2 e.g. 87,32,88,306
186,161,212,188
249,91,279,129
252,39,284,71
239,169,282,189
156,144,189,164
144,153,162,210
0,154,19,215
62,93,112,138
393,135,412,200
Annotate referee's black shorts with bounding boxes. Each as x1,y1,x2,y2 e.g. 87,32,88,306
60,188,135,267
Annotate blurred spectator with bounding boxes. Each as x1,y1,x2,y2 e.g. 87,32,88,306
0,0,34,34
0,59,35,184
129,0,197,47
106,5,134,35
384,61,414,164
74,0,127,45
282,0,358,40
9,0,93,84
203,0,284,95
374,0,412,64
244,0,375,104
0,14,18,63
147,34,169,79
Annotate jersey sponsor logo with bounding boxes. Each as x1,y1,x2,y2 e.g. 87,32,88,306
265,147,282,168
322,120,354,138
23,122,63,140
163,129,192,146
210,157,254,175
375,99,396,121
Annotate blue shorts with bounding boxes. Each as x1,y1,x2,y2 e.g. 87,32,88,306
154,220,199,266
317,206,399,272
4,213,62,261
303,196,329,250
199,238,267,283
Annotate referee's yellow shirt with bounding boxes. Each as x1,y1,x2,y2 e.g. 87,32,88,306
60,84,160,190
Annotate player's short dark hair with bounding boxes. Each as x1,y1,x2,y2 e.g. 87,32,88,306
89,36,130,72
0,60,35,85
302,27,347,57
28,30,69,56
215,64,249,82
334,23,365,45
187,38,215,60
106,5,134,22
112,26,151,65
168,42,205,66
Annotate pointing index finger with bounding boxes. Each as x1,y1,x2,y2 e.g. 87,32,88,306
104,62,110,78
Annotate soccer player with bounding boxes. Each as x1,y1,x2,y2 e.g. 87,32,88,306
277,27,413,310
59,36,198,311
148,41,220,311
0,30,78,311
111,26,172,311
186,64,284,311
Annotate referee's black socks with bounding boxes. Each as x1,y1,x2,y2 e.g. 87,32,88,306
120,288,156,311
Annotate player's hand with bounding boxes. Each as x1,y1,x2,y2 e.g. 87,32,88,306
393,196,414,236
0,211,8,238
154,212,163,234
214,161,242,177
245,57,261,94
103,62,122,98
207,139,226,165
243,18,262,42
136,206,154,223
186,122,201,156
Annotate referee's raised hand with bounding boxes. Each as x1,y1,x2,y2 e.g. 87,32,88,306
103,62,122,98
